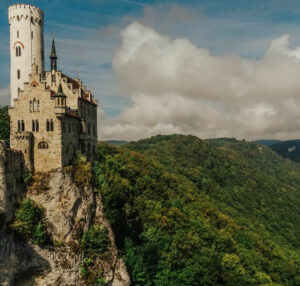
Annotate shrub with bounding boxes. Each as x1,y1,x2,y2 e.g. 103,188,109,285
73,153,93,188
11,199,48,245
80,225,109,254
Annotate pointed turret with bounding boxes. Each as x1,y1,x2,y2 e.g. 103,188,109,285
56,83,65,97
50,33,57,71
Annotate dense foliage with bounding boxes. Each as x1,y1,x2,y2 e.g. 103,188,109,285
0,105,10,144
80,225,109,254
11,198,48,245
94,135,300,285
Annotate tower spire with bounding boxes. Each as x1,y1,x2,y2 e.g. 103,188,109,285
50,33,57,71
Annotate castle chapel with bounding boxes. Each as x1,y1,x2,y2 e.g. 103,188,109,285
7,4,98,172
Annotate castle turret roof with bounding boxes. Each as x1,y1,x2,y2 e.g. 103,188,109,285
55,83,66,97
50,34,57,59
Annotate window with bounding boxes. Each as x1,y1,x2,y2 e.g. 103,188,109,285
36,120,39,132
16,46,21,57
33,98,37,112
17,120,21,132
17,30,19,38
32,120,35,132
21,120,25,131
38,141,49,149
17,69,20,79
46,119,50,131
50,119,54,131
57,98,60,105
29,100,33,112
37,100,40,112
52,75,55,83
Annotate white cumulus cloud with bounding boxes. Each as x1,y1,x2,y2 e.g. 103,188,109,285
101,22,300,141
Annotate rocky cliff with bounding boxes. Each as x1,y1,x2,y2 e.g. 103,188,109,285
0,168,130,286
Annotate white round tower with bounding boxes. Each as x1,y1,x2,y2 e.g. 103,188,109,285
8,4,44,105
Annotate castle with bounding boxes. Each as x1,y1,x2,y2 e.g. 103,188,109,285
7,3,98,173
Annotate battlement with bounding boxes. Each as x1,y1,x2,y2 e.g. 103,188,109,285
8,4,44,25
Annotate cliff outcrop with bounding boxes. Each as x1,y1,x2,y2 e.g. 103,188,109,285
0,167,130,286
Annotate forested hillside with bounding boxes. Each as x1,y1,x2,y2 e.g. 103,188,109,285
95,135,300,285
269,140,300,163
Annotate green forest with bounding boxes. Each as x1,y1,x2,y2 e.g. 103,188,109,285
1,106,300,285
95,135,300,285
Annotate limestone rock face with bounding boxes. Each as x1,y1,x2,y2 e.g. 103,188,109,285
0,169,130,286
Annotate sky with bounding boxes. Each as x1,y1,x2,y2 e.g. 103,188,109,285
2,0,300,140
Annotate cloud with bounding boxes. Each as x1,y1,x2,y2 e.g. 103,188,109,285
100,22,300,141
0,86,10,106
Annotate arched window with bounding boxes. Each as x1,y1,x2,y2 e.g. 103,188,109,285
50,119,54,131
57,98,60,105
21,120,25,131
37,100,40,112
16,46,21,57
38,141,49,149
17,69,20,79
33,98,37,112
36,120,39,132
17,120,21,132
46,119,50,131
32,120,35,132
29,100,33,112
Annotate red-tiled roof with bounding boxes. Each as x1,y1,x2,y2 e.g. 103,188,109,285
66,111,80,119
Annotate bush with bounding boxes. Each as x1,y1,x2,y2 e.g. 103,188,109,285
73,153,93,188
80,225,109,254
11,199,48,245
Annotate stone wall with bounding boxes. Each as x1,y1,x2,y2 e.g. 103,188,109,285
0,140,25,224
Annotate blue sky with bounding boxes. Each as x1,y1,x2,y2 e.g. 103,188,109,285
2,0,300,140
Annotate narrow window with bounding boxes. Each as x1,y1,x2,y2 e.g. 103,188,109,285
17,120,21,132
50,119,54,131
46,119,49,131
33,98,37,112
57,98,60,105
17,69,20,79
19,47,21,56
17,30,19,38
29,100,33,112
32,120,35,132
37,100,40,112
36,120,39,132
21,120,25,131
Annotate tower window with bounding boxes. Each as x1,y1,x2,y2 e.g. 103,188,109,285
50,119,54,131
17,69,20,79
17,30,19,38
46,119,50,131
21,120,25,132
16,46,21,57
37,100,40,112
17,120,21,132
